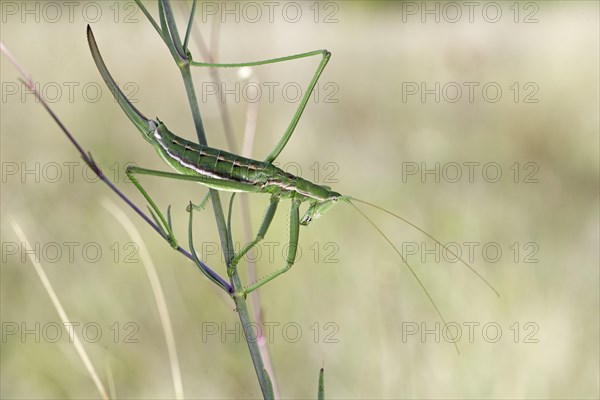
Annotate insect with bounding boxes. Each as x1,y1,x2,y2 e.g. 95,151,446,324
87,25,497,326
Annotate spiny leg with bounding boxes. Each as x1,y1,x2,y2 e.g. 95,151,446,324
189,50,331,163
188,192,211,212
227,195,280,277
244,198,301,295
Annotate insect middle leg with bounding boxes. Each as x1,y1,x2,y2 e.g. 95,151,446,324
188,192,211,212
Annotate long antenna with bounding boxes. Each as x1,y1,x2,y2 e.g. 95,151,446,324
347,201,461,355
349,197,500,298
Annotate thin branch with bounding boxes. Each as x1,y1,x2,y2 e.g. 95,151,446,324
176,1,238,153
183,0,197,51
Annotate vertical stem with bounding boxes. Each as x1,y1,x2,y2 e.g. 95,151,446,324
232,281,272,399
180,64,207,145
179,58,272,400
241,100,280,398
179,64,231,256
175,7,279,393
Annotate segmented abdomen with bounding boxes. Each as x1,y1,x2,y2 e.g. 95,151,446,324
155,126,275,187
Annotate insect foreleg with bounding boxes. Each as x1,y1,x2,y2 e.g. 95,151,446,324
125,164,249,249
243,198,301,295
126,166,178,249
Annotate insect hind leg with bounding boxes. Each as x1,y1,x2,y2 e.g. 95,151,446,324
189,50,331,163
243,198,301,295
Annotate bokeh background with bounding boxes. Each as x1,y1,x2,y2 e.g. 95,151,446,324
1,1,598,398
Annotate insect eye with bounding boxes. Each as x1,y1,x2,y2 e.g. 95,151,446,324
300,214,312,226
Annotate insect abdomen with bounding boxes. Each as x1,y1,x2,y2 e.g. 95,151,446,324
155,123,270,186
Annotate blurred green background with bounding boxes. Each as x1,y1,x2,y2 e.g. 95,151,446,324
1,1,598,398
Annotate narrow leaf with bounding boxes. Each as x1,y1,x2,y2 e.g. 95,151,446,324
263,368,275,400
318,367,325,400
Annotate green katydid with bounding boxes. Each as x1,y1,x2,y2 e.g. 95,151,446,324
87,25,498,327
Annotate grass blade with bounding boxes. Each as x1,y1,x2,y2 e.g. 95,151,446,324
9,218,109,400
263,369,275,400
318,368,325,400
102,199,184,400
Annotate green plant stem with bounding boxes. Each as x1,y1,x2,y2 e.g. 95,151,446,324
135,1,273,394
231,277,272,399
179,55,272,400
